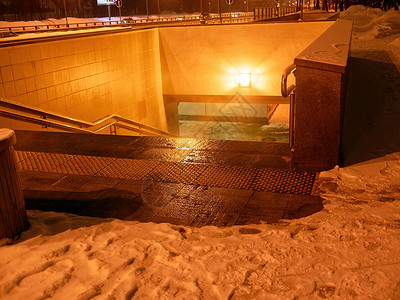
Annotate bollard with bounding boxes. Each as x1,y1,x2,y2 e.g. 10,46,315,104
0,129,29,239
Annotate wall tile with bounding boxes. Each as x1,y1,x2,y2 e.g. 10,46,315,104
90,63,97,76
14,79,27,95
44,73,54,87
62,82,72,95
30,46,41,61
51,57,62,71
89,51,96,64
56,43,67,57
40,45,51,60
49,44,59,58
9,48,22,65
60,56,68,70
61,69,70,82
1,66,14,82
25,77,36,92
22,62,35,78
20,47,32,63
46,86,56,101
78,80,86,91
27,91,38,106
35,74,46,90
71,80,79,94
67,55,76,68
0,49,11,67
55,84,64,99
95,51,102,62
0,84,5,98
33,61,44,75
53,71,63,85
69,68,78,81
14,93,28,103
4,82,16,98
36,88,47,104
42,59,53,74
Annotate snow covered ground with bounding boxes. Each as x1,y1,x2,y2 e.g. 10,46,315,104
1,6,400,299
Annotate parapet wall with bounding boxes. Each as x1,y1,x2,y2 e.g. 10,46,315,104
292,19,353,171
0,28,167,132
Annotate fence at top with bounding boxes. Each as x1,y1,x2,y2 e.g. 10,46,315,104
254,6,298,21
0,12,254,36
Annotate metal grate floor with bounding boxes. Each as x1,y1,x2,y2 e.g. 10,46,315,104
16,150,317,195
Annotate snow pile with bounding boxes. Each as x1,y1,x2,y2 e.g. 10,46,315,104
340,5,400,39
0,6,399,299
0,158,399,299
0,17,100,28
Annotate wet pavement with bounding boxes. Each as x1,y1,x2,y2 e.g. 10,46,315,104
15,130,324,226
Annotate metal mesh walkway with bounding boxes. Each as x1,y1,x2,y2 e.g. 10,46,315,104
16,150,317,195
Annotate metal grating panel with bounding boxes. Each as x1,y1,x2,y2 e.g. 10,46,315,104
253,169,316,194
54,155,116,176
16,151,74,172
96,158,160,180
196,165,258,190
145,161,208,184
17,151,317,195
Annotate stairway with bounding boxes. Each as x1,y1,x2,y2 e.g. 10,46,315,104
15,130,323,227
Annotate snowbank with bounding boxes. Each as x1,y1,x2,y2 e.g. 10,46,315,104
340,5,400,39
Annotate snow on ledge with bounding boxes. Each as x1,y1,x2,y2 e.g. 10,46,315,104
295,19,353,73
0,128,16,151
0,128,14,142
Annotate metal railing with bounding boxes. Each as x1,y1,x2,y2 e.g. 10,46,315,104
0,12,254,35
281,64,296,148
0,98,175,137
254,7,297,21
281,64,296,98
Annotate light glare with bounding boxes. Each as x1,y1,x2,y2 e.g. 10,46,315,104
239,73,251,87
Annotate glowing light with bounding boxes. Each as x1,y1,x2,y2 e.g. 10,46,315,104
239,73,251,87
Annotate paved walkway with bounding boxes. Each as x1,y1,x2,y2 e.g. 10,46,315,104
15,130,323,226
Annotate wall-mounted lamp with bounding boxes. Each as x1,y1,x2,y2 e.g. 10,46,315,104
239,73,251,87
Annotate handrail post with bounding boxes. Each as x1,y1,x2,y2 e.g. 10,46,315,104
110,124,117,135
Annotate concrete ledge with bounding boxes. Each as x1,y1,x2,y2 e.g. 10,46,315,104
294,19,353,73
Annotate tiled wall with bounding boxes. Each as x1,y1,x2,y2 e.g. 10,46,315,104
0,28,167,132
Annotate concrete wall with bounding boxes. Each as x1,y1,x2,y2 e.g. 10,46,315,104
0,28,167,132
159,22,333,97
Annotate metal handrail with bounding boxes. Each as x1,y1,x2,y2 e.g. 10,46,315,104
281,63,296,98
0,98,175,137
281,64,296,149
